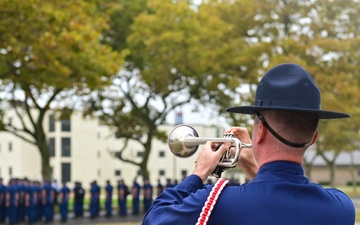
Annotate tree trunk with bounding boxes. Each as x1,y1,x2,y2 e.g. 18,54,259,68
41,154,51,181
140,165,150,181
38,130,52,181
304,163,313,180
350,151,357,193
303,150,320,181
329,161,336,187
318,150,339,187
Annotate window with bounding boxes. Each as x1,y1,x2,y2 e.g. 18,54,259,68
137,151,144,157
159,170,165,176
159,151,165,157
115,170,121,176
216,128,221,138
8,142,12,152
9,167,12,176
61,118,71,132
181,170,187,178
175,111,183,125
49,114,55,132
61,163,71,182
61,138,71,157
48,138,55,157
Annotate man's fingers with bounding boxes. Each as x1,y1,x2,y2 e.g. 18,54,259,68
216,142,231,156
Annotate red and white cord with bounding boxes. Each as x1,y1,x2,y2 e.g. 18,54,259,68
196,178,229,225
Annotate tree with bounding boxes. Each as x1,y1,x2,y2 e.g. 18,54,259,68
93,0,360,183
0,0,124,181
93,0,260,180
224,0,360,185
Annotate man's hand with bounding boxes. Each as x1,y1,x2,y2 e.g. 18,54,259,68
193,141,228,183
225,127,258,180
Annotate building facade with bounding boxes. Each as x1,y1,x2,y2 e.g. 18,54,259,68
0,109,240,188
0,109,357,188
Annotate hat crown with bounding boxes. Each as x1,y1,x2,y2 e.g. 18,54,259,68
226,63,349,119
255,63,321,110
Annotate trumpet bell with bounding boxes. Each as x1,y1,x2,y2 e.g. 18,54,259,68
168,124,199,158
167,124,252,178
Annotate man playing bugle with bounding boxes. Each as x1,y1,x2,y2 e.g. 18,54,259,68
142,63,355,225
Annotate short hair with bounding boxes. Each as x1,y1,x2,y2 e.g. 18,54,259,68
261,110,319,144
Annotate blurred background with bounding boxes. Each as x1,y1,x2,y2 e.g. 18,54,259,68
0,0,359,224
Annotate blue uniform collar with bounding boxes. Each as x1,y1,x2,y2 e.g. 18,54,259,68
251,161,310,184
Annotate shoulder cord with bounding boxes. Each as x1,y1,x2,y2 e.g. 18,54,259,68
195,178,229,225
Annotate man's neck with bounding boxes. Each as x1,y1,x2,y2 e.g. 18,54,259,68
256,147,304,169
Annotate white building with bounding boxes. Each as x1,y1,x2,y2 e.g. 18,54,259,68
0,110,244,187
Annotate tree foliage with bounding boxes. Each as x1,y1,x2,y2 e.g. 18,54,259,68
93,0,360,182
0,0,124,180
226,0,360,185
1,0,358,183
94,0,261,179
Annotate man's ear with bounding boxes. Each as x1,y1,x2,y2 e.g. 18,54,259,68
309,130,319,146
256,122,267,144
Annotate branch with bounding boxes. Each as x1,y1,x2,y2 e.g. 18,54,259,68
9,95,34,139
318,149,340,164
3,125,36,145
23,91,37,129
159,96,192,123
120,83,142,114
108,139,141,167
303,150,319,166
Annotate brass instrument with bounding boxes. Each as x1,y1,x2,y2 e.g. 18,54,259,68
167,124,252,178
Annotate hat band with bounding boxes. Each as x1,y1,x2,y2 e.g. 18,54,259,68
255,111,311,148
255,100,320,110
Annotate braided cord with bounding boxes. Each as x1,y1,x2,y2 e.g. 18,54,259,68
196,178,229,225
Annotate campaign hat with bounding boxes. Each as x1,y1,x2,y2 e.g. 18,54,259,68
226,63,349,119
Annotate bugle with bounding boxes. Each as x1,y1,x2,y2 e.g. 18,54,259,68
167,124,252,178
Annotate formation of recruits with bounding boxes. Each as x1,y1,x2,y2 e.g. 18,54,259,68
0,176,182,225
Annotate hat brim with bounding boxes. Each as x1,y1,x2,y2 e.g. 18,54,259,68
226,106,350,119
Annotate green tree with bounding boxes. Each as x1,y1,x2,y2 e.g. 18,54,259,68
0,0,124,181
102,0,148,52
223,0,360,186
94,0,360,183
94,0,260,180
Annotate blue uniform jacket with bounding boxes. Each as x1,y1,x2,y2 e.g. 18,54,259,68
105,184,113,202
142,161,355,225
60,186,70,204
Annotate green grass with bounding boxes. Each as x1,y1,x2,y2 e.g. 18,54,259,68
63,197,135,213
